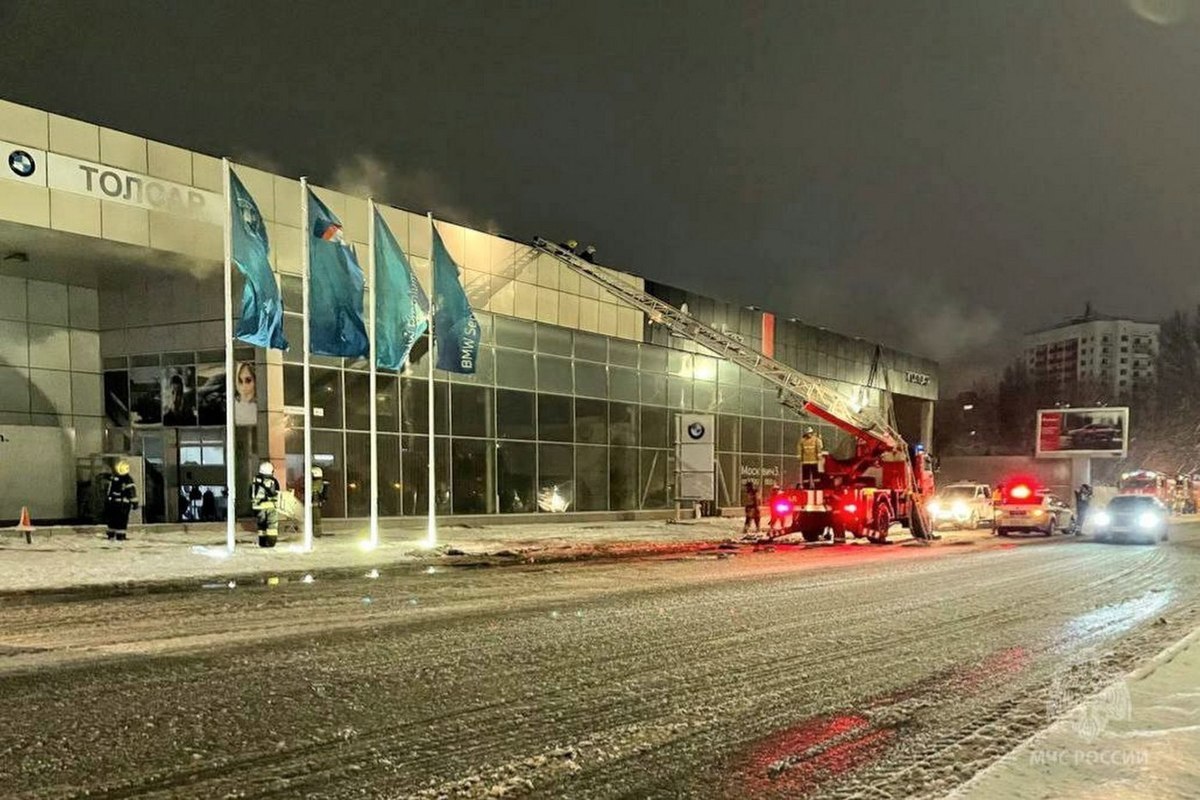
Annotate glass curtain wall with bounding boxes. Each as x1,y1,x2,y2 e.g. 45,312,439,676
265,275,843,518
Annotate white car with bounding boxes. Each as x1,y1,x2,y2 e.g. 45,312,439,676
927,483,994,530
996,489,1077,537
1090,495,1169,544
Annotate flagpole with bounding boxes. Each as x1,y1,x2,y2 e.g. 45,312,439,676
426,212,437,547
221,158,237,554
300,178,314,552
368,199,379,549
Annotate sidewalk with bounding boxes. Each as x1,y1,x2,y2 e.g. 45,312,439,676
0,517,757,594
952,626,1200,799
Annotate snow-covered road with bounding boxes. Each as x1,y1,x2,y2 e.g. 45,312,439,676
1,526,1198,798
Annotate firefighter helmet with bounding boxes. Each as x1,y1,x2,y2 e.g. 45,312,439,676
115,460,130,476
258,461,275,476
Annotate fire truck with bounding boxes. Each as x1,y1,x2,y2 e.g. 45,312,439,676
532,238,938,546
1117,470,1171,503
771,429,936,543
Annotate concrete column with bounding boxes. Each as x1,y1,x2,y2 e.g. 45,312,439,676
920,400,935,450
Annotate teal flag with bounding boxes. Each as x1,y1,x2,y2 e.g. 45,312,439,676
373,209,429,370
230,170,287,350
307,189,369,357
431,223,481,374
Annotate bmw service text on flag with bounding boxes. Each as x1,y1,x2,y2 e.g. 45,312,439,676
431,223,481,374
307,189,370,358
230,170,288,350
373,209,429,370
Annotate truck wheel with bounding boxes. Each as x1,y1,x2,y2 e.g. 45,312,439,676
869,504,892,543
800,526,823,543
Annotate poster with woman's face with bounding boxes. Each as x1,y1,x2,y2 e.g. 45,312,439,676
161,367,196,427
234,361,258,426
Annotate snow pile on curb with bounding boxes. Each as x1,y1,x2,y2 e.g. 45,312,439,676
950,626,1200,799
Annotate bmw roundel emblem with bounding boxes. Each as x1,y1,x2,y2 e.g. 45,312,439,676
687,421,706,440
8,149,35,178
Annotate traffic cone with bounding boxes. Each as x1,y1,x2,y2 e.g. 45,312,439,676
14,506,34,544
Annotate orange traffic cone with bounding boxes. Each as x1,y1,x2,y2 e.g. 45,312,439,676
15,506,34,544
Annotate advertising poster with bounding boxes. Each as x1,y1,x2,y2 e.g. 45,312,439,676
128,367,162,426
233,361,258,427
161,366,197,427
1036,407,1129,458
195,364,225,426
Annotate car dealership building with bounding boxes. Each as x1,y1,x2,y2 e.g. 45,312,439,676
0,97,938,526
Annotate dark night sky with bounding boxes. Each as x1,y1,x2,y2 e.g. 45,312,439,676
3,0,1199,386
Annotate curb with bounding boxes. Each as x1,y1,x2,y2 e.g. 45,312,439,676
947,622,1200,798
0,537,742,602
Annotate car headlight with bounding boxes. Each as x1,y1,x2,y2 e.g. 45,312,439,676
928,501,943,515
1138,512,1162,530
1092,511,1111,527
951,501,969,518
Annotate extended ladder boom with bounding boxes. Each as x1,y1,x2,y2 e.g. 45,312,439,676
532,238,906,452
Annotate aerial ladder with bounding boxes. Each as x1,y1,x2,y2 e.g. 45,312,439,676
531,238,935,542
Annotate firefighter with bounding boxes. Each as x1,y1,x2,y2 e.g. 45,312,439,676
104,460,138,541
251,461,281,548
311,466,330,536
742,481,761,534
767,485,789,533
798,427,823,488
1173,475,1188,516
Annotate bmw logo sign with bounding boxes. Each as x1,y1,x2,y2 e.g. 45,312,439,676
8,149,35,178
687,421,706,440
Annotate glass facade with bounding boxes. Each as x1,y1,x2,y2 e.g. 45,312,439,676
246,288,846,518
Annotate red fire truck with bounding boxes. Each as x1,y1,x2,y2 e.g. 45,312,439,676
769,411,936,544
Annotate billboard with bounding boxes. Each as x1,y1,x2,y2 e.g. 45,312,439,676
1036,407,1129,458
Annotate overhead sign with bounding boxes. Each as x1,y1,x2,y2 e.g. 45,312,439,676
905,371,931,386
1036,407,1129,459
47,155,223,225
1,139,222,225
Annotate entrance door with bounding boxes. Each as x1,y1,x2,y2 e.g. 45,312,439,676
134,432,166,523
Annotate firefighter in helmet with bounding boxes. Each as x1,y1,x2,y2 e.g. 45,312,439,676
798,427,823,488
104,460,139,541
311,466,330,536
251,461,281,548
742,481,761,534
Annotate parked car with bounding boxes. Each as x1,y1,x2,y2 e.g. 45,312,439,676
927,482,994,530
1090,495,1169,544
995,488,1077,537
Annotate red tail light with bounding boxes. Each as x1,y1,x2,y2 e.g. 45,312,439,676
1009,484,1032,500
843,503,858,514
774,500,792,514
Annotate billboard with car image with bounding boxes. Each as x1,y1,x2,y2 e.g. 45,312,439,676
1035,407,1129,458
